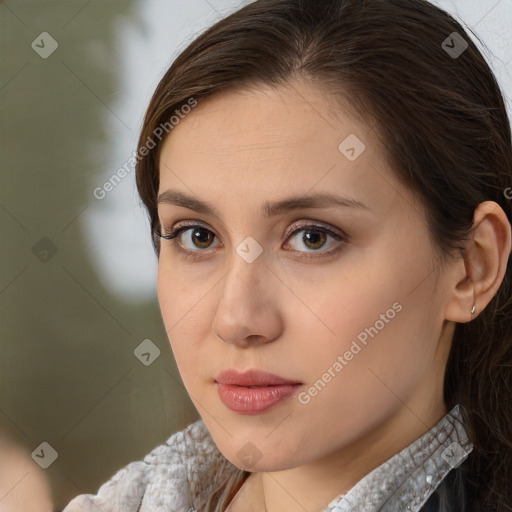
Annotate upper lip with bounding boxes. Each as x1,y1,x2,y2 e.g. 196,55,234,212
215,369,302,386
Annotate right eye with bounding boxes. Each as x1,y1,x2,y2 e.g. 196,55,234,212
156,222,221,255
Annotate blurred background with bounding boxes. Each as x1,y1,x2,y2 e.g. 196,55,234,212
0,0,511,510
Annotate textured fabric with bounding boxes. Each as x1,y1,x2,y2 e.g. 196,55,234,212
62,404,472,512
324,404,472,511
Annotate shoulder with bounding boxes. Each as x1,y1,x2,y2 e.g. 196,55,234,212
62,419,225,512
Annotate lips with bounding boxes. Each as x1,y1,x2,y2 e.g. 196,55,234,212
214,369,302,387
214,369,303,414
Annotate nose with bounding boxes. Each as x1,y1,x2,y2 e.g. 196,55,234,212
211,251,283,348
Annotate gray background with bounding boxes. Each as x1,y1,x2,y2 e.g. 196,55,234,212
1,0,511,510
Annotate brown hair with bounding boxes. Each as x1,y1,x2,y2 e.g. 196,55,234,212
135,0,512,510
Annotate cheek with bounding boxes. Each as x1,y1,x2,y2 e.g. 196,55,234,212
313,311,437,420
157,260,214,377
157,261,181,334
157,256,211,331
283,256,402,355
157,258,222,396
289,244,438,393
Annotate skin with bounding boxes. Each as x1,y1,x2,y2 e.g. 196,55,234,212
0,435,54,512
156,78,511,512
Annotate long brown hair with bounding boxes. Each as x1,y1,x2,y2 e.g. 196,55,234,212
135,0,512,510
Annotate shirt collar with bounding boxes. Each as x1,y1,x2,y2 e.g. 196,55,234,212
325,403,473,511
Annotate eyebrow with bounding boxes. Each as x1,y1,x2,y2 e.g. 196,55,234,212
157,189,371,217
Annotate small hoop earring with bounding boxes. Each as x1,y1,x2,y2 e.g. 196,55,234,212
470,304,476,316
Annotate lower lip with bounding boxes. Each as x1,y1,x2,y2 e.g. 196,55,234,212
216,383,302,414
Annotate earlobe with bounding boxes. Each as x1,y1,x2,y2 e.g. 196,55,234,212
444,201,512,324
443,256,476,324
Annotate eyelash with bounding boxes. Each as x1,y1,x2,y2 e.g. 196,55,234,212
155,221,347,262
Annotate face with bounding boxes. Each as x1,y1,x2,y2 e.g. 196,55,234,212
156,79,453,473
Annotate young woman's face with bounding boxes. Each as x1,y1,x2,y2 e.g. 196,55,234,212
156,79,454,473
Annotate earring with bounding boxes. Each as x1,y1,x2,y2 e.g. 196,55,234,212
469,287,477,319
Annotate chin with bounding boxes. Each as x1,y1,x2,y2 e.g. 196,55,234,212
211,432,304,472
227,452,298,472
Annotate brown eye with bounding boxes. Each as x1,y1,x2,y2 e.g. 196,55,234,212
156,223,220,252
301,230,328,250
285,223,345,257
188,227,216,249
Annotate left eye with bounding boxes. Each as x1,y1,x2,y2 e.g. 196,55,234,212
285,225,344,252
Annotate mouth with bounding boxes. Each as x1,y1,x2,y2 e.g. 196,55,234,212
214,369,303,414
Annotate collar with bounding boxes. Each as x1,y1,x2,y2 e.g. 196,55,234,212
325,403,473,511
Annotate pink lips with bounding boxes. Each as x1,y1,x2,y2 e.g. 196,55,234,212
215,369,303,414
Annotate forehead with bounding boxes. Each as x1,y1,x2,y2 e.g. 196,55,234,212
157,80,406,216
161,80,371,164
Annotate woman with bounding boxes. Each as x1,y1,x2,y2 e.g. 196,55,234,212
63,0,512,510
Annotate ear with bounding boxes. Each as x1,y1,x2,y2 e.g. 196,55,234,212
444,201,512,323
